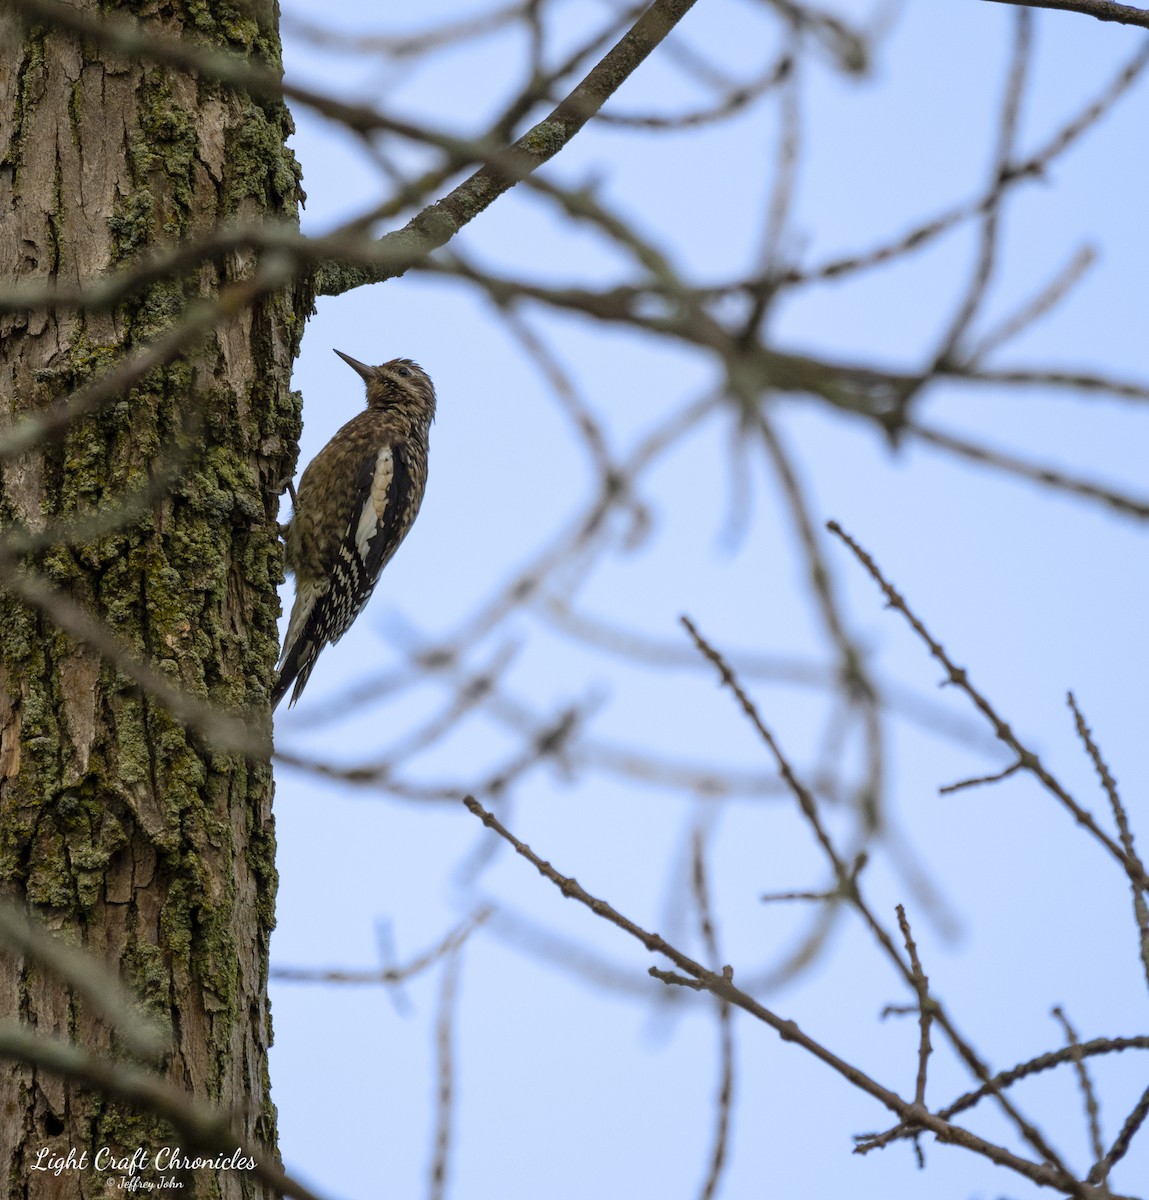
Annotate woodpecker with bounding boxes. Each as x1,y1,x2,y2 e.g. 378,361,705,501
272,350,436,710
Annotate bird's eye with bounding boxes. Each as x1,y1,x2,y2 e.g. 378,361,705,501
397,366,411,378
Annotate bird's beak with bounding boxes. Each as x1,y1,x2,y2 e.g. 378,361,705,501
333,349,378,382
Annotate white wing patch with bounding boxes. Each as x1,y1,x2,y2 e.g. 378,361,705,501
355,444,393,561
278,577,327,668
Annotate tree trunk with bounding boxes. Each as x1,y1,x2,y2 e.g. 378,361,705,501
0,1,302,1195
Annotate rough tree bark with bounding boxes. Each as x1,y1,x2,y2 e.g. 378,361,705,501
0,1,302,1195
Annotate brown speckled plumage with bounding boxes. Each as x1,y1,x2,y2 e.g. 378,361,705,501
273,352,435,709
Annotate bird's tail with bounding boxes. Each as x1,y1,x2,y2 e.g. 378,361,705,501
272,579,325,710
271,641,318,710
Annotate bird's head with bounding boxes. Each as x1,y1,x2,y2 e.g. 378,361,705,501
334,350,437,424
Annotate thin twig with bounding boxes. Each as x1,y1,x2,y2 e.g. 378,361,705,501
272,909,490,986
939,759,1024,795
941,364,1149,403
968,245,1096,361
905,423,1149,522
597,55,792,127
428,945,463,1200
1090,1082,1149,1185
938,9,1032,365
281,2,532,58
691,828,735,1200
1051,1006,1106,1168
761,887,838,903
883,9,1032,430
896,906,934,1108
1068,693,1149,996
752,412,884,830
740,31,802,340
494,305,618,486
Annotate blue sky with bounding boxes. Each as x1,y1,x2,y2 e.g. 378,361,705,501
268,2,1149,1196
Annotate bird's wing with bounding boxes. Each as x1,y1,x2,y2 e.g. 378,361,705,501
273,441,416,708
337,440,419,639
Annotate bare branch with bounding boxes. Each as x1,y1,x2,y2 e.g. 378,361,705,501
984,0,1149,29
827,520,1149,894
462,794,1112,1197
680,613,1086,1190
860,1034,1149,1155
315,0,704,295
